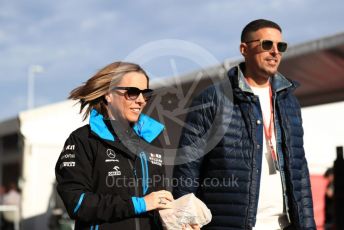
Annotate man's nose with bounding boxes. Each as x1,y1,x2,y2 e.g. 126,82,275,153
270,43,280,54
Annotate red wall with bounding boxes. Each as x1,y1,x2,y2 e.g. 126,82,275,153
310,175,327,230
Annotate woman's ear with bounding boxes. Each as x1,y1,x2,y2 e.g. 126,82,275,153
105,93,112,104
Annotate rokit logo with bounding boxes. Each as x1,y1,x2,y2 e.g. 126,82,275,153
108,166,121,176
105,149,119,162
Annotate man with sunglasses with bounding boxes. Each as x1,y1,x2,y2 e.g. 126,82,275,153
173,19,316,229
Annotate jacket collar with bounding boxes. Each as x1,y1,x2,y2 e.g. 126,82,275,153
89,109,164,143
229,62,295,94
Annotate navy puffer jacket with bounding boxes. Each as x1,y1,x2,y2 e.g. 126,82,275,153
173,63,316,230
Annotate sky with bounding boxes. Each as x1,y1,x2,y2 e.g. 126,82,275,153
0,0,343,121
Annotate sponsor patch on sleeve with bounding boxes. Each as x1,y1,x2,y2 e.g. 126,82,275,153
61,144,76,154
59,161,76,169
60,153,75,160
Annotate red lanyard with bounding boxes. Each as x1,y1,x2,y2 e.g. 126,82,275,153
262,84,278,164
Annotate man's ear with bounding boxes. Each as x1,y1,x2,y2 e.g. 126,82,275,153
240,43,247,57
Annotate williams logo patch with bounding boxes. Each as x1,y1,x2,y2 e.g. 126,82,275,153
149,153,162,166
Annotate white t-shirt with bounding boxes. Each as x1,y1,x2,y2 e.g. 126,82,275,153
3,189,21,222
250,86,286,230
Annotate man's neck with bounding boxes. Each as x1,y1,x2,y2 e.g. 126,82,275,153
242,65,270,88
245,75,270,88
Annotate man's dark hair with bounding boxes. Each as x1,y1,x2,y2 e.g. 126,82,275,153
324,167,334,178
241,19,282,42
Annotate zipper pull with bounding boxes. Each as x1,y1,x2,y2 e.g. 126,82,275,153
133,168,137,179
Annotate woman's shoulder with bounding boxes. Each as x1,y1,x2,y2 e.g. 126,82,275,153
68,124,91,140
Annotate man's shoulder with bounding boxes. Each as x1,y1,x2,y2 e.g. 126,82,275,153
197,79,233,101
227,64,240,78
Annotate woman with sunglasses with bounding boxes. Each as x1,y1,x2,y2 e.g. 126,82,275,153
55,61,173,230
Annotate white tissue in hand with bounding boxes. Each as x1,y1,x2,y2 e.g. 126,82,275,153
159,193,212,230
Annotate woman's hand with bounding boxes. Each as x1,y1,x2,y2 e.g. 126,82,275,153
143,190,174,211
182,224,200,230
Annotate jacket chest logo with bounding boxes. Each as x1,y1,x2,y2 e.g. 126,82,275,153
149,153,162,166
108,166,122,176
105,149,122,176
105,149,119,162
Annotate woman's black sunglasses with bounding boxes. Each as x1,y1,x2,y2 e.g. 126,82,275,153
245,39,288,52
111,87,153,101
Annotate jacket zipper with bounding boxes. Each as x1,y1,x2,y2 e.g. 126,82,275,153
279,105,303,227
273,93,291,223
128,158,141,230
244,100,258,229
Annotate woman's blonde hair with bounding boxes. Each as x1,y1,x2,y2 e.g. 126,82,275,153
69,61,149,120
